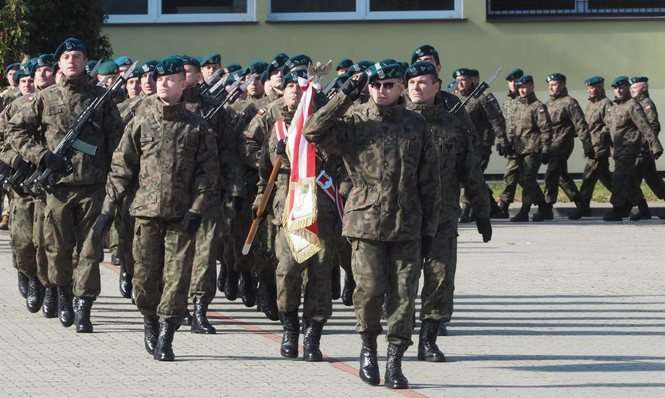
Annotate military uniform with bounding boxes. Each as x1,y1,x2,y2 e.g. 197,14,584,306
498,90,521,209
633,91,665,203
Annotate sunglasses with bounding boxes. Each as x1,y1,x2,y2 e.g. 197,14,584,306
369,81,397,90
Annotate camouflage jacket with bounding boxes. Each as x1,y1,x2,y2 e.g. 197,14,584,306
502,91,519,139
117,94,146,125
633,92,660,135
546,90,588,154
6,74,123,187
510,93,552,155
101,95,219,219
606,96,662,160
461,90,506,151
303,92,441,241
0,87,20,112
406,95,489,238
584,95,613,158
0,94,34,167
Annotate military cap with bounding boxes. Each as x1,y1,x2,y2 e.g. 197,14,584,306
283,70,307,86
405,61,438,81
179,55,201,68
114,56,133,66
265,53,289,77
54,37,86,60
584,76,604,86
246,61,269,76
367,61,405,83
515,75,534,87
86,60,98,74
25,57,39,69
225,64,242,74
629,76,648,85
35,54,56,68
345,60,374,76
505,68,524,82
453,68,479,79
154,56,185,77
611,75,630,88
97,60,119,76
411,44,440,66
126,66,141,80
336,59,354,71
140,60,159,75
200,53,221,66
13,65,35,84
4,63,20,73
545,73,566,83
284,54,312,73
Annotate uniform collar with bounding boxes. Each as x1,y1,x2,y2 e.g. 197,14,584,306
549,87,568,100
60,73,91,92
156,98,186,120
634,92,649,101
518,92,537,104
368,97,404,119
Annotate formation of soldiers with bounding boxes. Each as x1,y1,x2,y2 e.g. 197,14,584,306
0,38,663,390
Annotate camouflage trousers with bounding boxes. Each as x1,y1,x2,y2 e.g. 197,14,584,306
544,143,580,204
420,234,457,322
188,210,219,301
610,157,642,208
10,195,49,286
109,198,135,274
44,185,103,297
274,222,335,321
221,197,253,273
636,155,665,200
578,156,612,205
351,238,421,346
499,156,520,204
517,153,546,206
132,217,194,320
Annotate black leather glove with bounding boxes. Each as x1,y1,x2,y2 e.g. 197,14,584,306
42,151,66,172
91,212,114,242
582,142,595,159
341,73,368,101
421,236,433,259
475,217,492,243
181,211,202,235
496,143,506,157
276,139,287,155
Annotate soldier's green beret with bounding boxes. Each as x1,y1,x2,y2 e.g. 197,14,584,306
283,70,307,86
453,68,479,79
515,75,534,87
336,59,353,71
86,60,98,74
266,53,289,77
546,73,566,83
155,56,185,77
346,60,374,75
629,76,648,85
140,60,159,75
98,60,119,76
584,76,604,86
36,54,56,68
225,64,242,75
411,44,440,66
54,37,86,60
13,65,35,84
4,63,20,73
114,56,133,66
25,57,39,69
611,76,630,88
505,68,524,82
284,54,312,74
405,61,438,81
179,55,200,68
246,61,269,77
199,53,221,66
126,67,141,80
367,61,405,83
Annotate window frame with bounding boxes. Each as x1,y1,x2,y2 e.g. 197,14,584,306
104,0,257,24
486,0,665,20
267,0,463,22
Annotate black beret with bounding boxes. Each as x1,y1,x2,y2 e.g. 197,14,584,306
13,64,35,84
546,73,566,83
200,53,221,66
584,76,604,86
505,68,524,82
453,68,479,79
611,76,630,88
336,59,354,71
629,76,648,84
283,69,307,86
284,54,312,74
54,37,87,60
179,55,200,68
225,64,242,74
367,61,405,83
515,75,534,87
4,63,20,73
246,61,269,77
411,44,440,65
36,54,56,68
405,61,439,81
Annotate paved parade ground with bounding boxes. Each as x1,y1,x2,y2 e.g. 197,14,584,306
1,217,664,398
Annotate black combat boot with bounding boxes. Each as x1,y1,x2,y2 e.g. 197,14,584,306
341,272,355,307
17,271,29,298
568,200,591,220
191,296,216,334
143,315,159,355
257,270,279,321
57,285,74,327
489,192,502,218
603,206,625,222
331,265,341,301
224,269,240,301
181,306,193,327
510,203,531,222
42,287,57,318
118,264,133,299
459,205,473,223
217,263,227,293
303,319,325,362
26,276,45,313
359,333,380,386
239,272,256,308
495,200,510,219
385,343,409,389
438,321,448,336
532,203,553,221
630,199,652,221
154,319,179,361
74,297,94,333
418,319,446,362
279,311,299,358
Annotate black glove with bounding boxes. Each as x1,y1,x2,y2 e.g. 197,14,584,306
496,143,506,157
181,211,202,235
421,236,433,259
582,142,595,159
276,139,287,155
91,212,114,242
475,217,492,243
652,149,663,160
341,73,368,101
42,151,66,173
541,151,550,165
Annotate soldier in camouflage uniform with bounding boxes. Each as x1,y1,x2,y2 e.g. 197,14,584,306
1,63,21,111
630,76,665,220
262,53,289,104
454,68,506,221
603,76,662,221
304,60,441,389
496,68,524,218
7,38,123,333
94,56,219,360
543,73,588,218
569,76,613,220
508,75,553,222
405,61,491,363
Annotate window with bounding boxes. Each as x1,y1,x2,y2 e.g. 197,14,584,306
268,0,462,21
104,0,255,23
487,0,665,19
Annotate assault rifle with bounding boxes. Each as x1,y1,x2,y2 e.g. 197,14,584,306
449,67,501,114
199,68,224,97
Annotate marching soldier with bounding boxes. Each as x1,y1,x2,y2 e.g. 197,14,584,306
263,53,289,103
1,63,21,111
200,53,222,82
